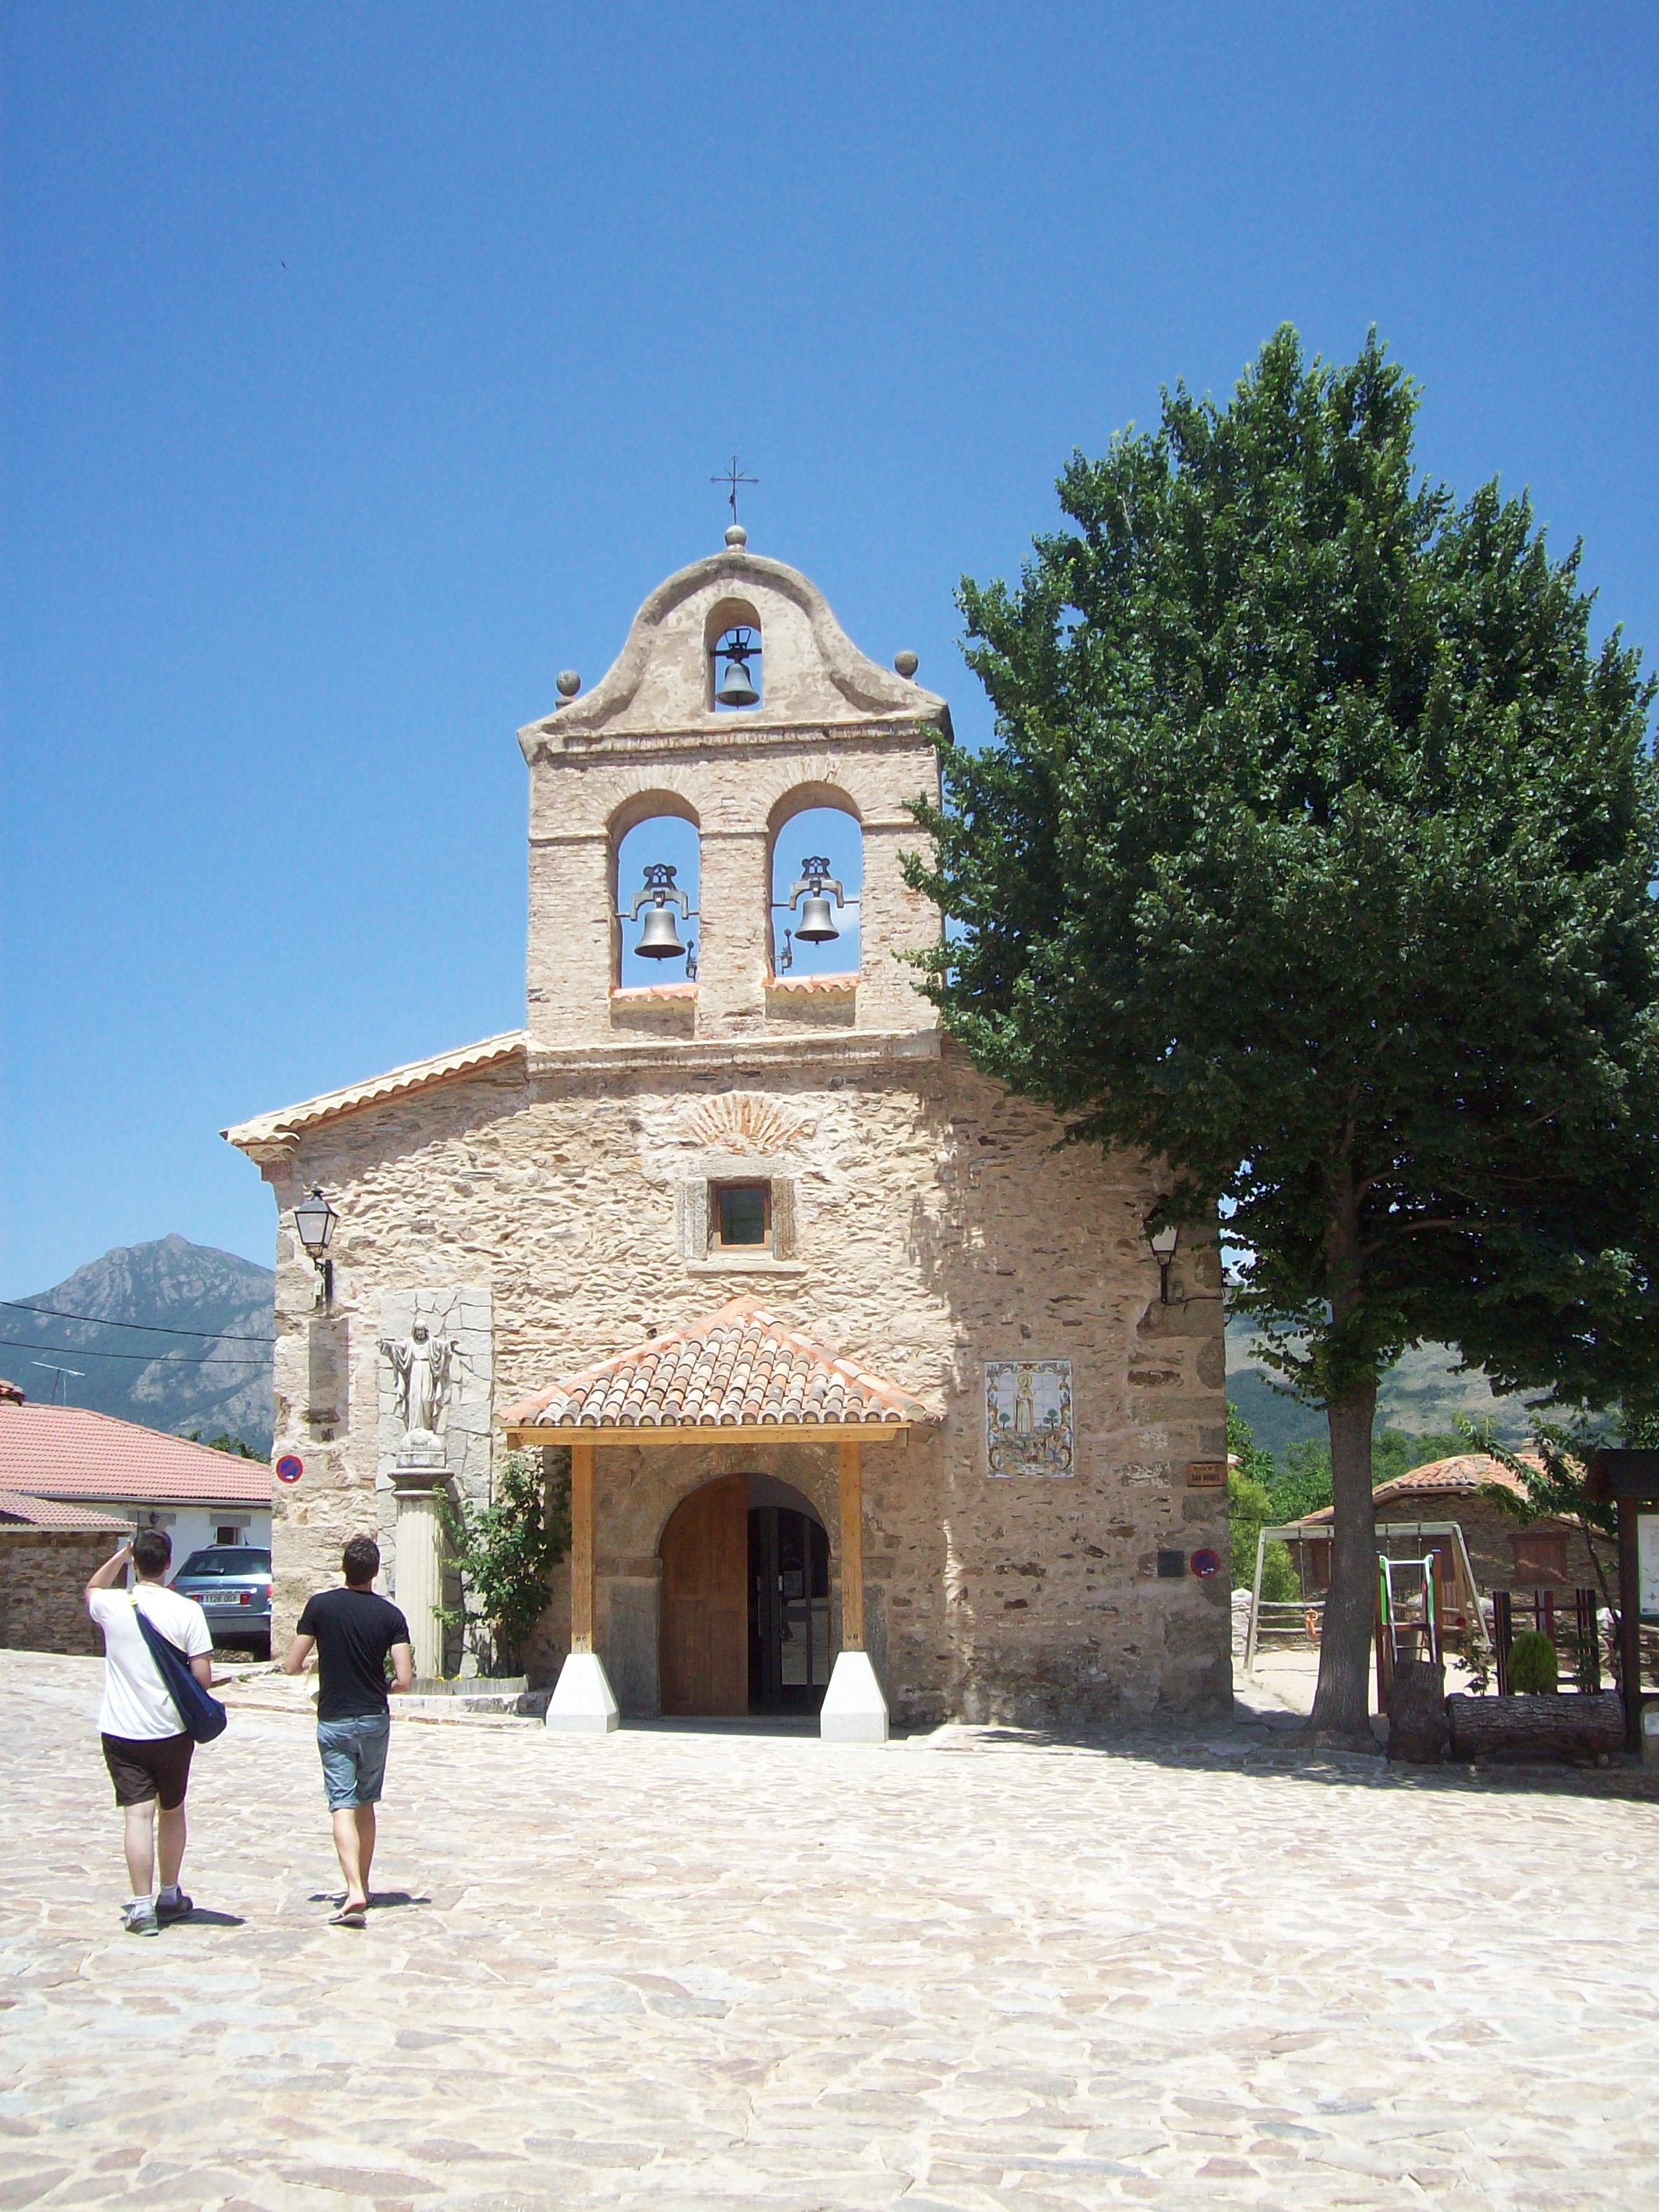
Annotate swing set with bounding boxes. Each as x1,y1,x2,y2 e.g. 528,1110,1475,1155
1244,1516,1493,1697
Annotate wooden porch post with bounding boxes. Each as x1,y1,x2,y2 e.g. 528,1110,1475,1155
837,1437,864,1651
570,1440,595,1655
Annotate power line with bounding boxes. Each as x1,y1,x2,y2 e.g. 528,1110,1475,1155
0,1335,268,1368
0,1299,273,1344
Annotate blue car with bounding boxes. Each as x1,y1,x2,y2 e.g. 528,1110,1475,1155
171,1545,272,1657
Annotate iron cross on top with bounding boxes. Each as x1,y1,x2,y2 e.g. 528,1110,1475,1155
712,453,757,523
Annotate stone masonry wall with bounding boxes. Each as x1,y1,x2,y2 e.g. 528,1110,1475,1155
0,1532,108,1655
260,1041,1230,1726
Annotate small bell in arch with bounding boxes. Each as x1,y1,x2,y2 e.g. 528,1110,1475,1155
713,626,760,709
622,861,695,964
787,857,844,944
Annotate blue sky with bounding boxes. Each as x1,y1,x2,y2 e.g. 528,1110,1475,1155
4,2,1656,1294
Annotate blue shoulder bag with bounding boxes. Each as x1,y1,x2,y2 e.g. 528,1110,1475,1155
133,1600,229,1744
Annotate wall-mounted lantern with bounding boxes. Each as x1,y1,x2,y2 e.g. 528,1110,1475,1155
293,1185,339,1309
775,857,845,969
620,861,698,975
1147,1220,1179,1304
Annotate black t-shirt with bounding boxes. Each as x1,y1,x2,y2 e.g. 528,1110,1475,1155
296,1586,413,1721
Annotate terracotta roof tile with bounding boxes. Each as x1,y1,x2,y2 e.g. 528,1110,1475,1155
0,1489,132,1533
222,1031,526,1149
0,1406,271,1504
1300,1453,1540,1526
504,1297,938,1430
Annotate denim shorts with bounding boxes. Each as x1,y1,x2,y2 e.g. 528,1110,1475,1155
316,1713,391,1810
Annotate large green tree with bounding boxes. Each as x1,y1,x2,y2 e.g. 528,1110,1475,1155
908,328,1659,1744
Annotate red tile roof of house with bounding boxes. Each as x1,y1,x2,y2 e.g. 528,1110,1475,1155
504,1297,939,1431
0,1488,132,1533
0,1404,271,1504
1300,1453,1541,1526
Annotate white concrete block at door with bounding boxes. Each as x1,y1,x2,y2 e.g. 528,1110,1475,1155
545,1650,620,1734
819,1648,889,1742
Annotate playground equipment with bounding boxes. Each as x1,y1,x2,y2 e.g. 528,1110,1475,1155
1244,1516,1492,1680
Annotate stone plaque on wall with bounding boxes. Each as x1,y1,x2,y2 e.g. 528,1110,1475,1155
376,1286,493,1508
985,1359,1073,1477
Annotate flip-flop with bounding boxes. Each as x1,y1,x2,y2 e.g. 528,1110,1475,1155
328,1903,367,1928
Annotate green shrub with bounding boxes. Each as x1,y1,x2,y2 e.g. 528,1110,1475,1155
439,1448,570,1676
1506,1628,1558,1694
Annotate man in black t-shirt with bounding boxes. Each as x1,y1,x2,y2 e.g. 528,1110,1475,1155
283,1536,413,1928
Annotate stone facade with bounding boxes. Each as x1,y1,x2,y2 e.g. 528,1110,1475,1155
0,1532,107,1656
228,538,1230,1727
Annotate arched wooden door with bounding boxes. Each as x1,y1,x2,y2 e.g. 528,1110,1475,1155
659,1474,748,1715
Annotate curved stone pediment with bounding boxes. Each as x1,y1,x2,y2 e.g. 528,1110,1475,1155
520,546,949,756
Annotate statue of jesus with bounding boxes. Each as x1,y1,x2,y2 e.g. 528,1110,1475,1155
379,1317,456,1440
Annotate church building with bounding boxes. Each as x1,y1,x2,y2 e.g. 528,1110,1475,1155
226,528,1230,1736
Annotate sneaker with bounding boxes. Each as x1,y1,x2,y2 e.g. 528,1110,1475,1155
122,1900,160,1938
156,1890,193,1923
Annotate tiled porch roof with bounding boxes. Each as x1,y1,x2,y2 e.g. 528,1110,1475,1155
502,1297,937,1432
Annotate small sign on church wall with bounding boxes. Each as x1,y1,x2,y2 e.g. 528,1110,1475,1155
985,1359,1073,1477
1186,1459,1228,1488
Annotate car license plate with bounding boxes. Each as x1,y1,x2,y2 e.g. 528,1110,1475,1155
205,1592,248,1606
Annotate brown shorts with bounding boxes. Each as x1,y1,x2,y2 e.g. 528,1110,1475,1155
102,1731,194,1810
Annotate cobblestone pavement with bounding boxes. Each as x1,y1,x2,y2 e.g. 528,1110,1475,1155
3,1652,1656,2212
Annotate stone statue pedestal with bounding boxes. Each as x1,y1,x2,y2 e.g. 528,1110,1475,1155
390,1438,448,1681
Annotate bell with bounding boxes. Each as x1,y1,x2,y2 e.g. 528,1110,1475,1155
795,895,840,943
716,652,759,708
636,905,686,959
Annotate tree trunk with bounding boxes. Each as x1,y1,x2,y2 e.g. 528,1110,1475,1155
1309,1380,1380,1748
1386,1658,1448,1763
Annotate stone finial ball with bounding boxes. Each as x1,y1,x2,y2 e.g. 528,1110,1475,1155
725,523,748,548
556,670,582,699
894,649,920,679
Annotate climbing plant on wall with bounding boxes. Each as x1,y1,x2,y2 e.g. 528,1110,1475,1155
439,1448,570,1676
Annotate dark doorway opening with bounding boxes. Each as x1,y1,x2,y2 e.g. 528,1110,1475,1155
748,1506,831,1714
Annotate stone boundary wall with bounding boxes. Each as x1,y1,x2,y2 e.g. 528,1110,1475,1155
0,1531,108,1655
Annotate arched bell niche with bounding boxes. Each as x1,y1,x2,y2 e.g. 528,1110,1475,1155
768,793,862,980
706,596,763,713
612,797,701,989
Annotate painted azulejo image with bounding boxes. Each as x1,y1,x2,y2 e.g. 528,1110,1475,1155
984,1359,1073,1477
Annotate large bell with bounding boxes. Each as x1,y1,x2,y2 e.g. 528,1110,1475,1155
716,652,759,709
795,895,840,943
636,904,686,959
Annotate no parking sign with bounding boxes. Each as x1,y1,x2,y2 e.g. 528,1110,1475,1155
275,1453,304,1486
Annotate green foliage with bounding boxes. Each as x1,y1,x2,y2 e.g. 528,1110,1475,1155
1506,1628,1559,1694
439,1449,570,1676
187,1430,263,1459
1269,1438,1335,1524
1268,1425,1473,1524
1482,1418,1620,1613
907,325,1659,1422
905,325,1659,1732
1226,1405,1297,1596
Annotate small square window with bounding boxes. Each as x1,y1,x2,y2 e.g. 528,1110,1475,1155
1511,1531,1568,1583
714,1182,770,1249
215,1526,242,1548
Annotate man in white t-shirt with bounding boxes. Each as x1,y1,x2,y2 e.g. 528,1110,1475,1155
85,1531,215,1936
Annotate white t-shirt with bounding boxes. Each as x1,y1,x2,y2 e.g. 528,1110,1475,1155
88,1584,214,1741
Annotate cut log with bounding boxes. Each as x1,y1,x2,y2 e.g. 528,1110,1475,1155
1387,1659,1449,1763
1445,1689,1624,1761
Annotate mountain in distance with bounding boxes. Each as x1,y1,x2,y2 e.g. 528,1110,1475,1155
3,1235,274,1455
1225,1312,1540,1461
